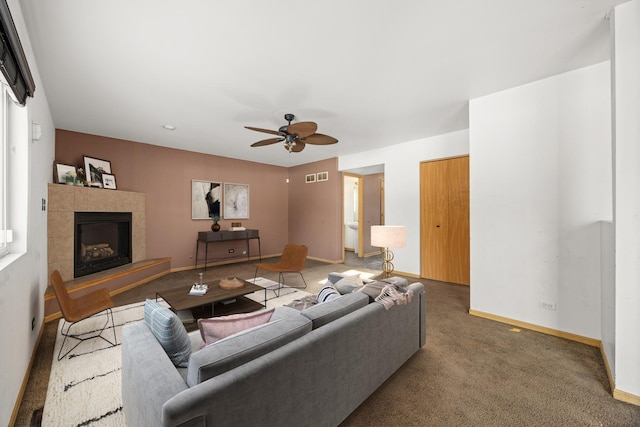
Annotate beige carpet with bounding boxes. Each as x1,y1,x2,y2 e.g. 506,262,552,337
16,259,640,426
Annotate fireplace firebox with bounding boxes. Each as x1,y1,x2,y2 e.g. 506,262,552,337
74,212,132,278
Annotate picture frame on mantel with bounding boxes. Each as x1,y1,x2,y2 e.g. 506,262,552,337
192,180,222,220
83,155,112,186
102,173,117,190
54,162,76,184
223,183,249,219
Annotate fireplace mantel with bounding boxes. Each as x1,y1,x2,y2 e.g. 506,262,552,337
48,183,146,282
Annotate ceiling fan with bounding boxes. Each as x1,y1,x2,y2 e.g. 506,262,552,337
246,113,338,153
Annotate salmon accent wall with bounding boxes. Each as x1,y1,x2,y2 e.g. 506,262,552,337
54,130,342,269
288,158,343,262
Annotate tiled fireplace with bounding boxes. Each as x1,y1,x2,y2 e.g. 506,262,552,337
48,183,146,282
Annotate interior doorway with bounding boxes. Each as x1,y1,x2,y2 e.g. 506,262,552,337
343,174,363,257
343,171,387,259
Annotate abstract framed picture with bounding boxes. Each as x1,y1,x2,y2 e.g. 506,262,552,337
83,155,112,185
192,180,222,220
102,173,117,189
223,183,249,219
54,162,76,184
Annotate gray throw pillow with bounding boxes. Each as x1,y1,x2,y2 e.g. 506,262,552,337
144,299,191,367
334,275,364,294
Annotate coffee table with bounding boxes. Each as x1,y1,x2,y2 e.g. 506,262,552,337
156,277,265,320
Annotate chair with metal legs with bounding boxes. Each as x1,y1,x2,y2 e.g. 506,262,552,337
254,244,308,297
50,269,117,360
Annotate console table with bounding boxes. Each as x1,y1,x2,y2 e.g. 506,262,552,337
195,229,261,271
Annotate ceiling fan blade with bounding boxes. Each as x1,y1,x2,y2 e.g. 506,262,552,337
288,121,317,138
283,141,306,152
251,137,283,147
302,133,338,145
245,126,283,136
291,141,306,152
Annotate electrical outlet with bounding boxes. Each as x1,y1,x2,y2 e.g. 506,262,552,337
42,198,46,211
228,248,234,254
539,300,557,311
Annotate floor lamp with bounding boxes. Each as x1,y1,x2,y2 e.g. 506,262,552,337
371,225,406,277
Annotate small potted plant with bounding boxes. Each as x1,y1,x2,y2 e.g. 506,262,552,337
64,170,77,185
210,215,221,232
75,167,86,186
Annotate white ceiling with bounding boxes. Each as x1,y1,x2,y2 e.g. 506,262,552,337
19,0,625,168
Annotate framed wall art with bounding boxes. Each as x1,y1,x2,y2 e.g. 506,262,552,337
317,171,329,182
192,180,222,220
223,183,249,219
305,173,316,184
102,173,117,190
83,155,112,185
54,162,76,184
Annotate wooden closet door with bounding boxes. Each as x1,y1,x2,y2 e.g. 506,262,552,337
420,156,470,285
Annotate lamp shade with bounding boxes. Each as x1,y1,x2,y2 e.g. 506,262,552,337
371,225,406,248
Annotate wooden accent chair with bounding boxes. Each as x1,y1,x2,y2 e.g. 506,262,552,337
50,269,117,360
254,244,308,296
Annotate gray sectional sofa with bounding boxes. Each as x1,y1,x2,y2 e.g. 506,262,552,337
122,274,426,426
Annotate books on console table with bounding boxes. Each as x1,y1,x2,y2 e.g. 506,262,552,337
188,284,208,296
229,226,246,231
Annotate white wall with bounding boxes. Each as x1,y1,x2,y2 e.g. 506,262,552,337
339,129,469,276
469,62,612,339
0,1,55,424
612,0,640,399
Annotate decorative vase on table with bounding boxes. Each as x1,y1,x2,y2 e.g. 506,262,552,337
210,216,221,232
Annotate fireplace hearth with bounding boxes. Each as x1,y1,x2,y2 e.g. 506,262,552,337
74,212,132,278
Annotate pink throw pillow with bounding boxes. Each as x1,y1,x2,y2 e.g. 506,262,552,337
198,308,275,347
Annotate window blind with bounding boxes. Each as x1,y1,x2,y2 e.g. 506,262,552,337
0,0,34,105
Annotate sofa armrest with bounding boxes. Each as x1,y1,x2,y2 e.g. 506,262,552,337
122,321,189,427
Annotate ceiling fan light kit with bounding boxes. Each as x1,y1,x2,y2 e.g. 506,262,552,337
246,113,338,153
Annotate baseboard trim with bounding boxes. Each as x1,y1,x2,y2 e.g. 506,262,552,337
468,309,600,347
393,270,420,279
10,318,45,426
470,308,640,407
599,342,616,398
307,255,343,264
614,388,640,406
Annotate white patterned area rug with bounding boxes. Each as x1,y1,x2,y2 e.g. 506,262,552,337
42,285,311,426
42,301,147,426
246,277,311,307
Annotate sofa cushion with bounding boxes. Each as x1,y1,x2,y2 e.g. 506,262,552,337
186,314,312,387
333,275,364,294
301,292,369,329
144,299,191,367
198,308,275,347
